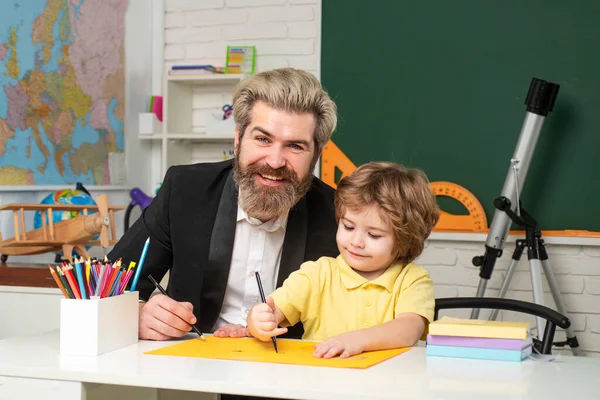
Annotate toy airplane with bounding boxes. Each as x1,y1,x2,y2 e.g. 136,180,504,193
0,195,124,263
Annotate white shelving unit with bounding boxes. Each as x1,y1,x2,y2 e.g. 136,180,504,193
139,73,246,178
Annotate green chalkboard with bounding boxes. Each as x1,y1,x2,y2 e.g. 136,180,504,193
321,1,600,231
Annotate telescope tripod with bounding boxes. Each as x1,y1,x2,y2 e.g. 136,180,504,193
482,205,581,356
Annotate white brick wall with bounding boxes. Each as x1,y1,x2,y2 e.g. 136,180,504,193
164,0,320,163
164,0,320,77
420,238,600,356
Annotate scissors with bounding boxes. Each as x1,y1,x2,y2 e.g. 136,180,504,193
222,104,233,120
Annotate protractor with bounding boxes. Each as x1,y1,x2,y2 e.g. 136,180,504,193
429,181,488,233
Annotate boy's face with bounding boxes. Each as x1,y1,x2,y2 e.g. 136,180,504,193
336,203,396,280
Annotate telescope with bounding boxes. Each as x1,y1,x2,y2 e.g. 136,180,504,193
470,78,580,355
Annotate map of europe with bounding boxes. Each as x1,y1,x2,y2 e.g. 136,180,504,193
0,0,126,185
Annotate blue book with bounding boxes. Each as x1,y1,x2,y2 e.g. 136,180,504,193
426,344,532,361
171,65,215,70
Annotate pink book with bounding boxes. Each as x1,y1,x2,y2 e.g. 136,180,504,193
426,334,531,350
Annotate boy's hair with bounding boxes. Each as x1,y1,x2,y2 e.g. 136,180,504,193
232,68,337,154
334,162,440,265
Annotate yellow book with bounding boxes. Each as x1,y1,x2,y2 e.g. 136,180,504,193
429,317,532,339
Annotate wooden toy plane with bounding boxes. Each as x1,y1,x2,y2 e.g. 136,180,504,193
0,195,124,263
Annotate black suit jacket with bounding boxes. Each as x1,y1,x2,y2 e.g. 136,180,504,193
109,160,339,334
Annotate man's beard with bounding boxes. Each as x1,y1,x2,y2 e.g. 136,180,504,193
233,153,313,221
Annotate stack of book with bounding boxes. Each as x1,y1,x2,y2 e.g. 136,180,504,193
426,317,533,361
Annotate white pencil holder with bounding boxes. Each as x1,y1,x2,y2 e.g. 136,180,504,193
60,291,139,356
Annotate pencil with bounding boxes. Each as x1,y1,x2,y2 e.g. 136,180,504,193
109,268,123,296
255,272,278,353
95,263,107,297
103,263,119,298
74,259,87,299
119,269,135,295
56,266,74,299
63,265,81,299
148,275,206,341
49,265,70,299
130,237,150,292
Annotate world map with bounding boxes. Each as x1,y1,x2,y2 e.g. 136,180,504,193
0,0,126,185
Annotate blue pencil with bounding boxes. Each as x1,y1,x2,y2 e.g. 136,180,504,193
109,269,123,297
74,260,87,299
130,237,150,292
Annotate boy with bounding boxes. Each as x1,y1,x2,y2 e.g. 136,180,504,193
246,162,440,359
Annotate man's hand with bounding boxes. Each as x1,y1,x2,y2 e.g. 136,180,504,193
246,296,288,341
138,294,196,341
313,331,367,359
213,324,251,338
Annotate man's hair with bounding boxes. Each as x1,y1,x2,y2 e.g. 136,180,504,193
232,68,337,153
334,162,441,265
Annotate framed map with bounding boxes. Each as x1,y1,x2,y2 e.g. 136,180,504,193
0,0,126,186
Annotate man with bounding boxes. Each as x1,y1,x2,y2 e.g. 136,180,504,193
109,68,339,342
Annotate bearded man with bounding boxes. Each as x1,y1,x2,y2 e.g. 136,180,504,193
109,68,339,342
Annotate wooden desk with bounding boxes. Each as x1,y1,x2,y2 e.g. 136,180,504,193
0,262,56,288
0,330,597,400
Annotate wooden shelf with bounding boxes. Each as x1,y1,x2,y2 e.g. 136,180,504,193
138,133,235,141
138,134,163,140
150,71,242,178
166,133,235,141
166,74,245,84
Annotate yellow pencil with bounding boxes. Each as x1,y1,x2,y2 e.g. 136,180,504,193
85,258,91,285
128,261,136,272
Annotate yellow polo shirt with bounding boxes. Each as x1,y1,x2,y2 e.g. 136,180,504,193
270,255,435,341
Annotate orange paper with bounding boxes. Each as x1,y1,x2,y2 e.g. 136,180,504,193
145,336,410,369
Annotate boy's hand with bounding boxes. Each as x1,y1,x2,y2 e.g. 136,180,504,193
246,296,287,341
313,331,367,359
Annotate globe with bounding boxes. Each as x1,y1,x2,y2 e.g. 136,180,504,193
33,189,97,241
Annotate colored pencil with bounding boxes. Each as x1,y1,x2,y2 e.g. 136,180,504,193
63,266,81,299
56,266,74,299
49,265,70,298
103,264,119,298
95,263,107,297
74,260,87,299
130,237,150,292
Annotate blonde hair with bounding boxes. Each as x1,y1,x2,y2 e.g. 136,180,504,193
232,68,337,153
335,162,440,265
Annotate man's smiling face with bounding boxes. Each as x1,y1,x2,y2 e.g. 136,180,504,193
233,101,317,222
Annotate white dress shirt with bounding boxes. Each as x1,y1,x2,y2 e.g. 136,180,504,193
212,204,288,331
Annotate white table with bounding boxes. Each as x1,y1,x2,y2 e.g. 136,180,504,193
0,330,598,400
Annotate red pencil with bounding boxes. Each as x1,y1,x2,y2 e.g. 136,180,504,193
63,265,81,299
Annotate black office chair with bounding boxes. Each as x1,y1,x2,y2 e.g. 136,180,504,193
434,297,571,355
